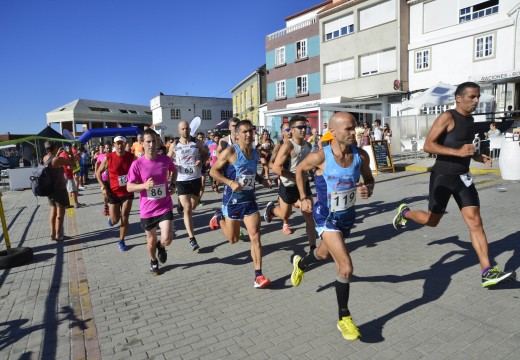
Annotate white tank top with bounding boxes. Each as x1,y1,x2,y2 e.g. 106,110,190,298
175,137,202,181
281,139,311,187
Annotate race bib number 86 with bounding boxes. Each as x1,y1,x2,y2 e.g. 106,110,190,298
330,188,356,212
146,184,166,200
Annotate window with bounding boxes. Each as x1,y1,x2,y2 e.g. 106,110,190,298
359,0,395,30
415,49,430,70
324,14,354,41
128,110,138,114
459,0,499,23
221,110,232,120
276,80,286,99
119,109,129,114
421,105,447,115
475,34,494,59
360,49,396,76
296,75,308,95
202,110,212,120
89,107,110,112
170,109,181,119
296,39,307,59
275,47,286,66
144,111,152,115
324,59,355,83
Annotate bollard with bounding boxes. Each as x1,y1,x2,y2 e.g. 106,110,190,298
0,192,10,249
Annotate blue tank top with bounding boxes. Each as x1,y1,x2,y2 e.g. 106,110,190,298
314,145,361,224
222,144,259,205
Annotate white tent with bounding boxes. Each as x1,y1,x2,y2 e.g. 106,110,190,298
398,82,494,111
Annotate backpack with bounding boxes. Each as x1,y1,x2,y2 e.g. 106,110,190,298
30,156,55,197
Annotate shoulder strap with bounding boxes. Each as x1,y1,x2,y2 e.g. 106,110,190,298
44,155,55,167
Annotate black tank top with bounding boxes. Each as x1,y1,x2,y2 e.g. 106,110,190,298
432,109,474,175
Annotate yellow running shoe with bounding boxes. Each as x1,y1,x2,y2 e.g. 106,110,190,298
291,255,304,287
392,203,409,230
337,316,361,341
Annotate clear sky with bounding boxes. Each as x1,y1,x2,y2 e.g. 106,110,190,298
0,0,325,135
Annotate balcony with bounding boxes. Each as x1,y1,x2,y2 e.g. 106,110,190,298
266,17,317,41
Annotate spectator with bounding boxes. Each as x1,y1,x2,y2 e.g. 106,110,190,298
383,123,393,145
484,122,501,140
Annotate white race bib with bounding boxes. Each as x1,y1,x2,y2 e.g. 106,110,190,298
146,184,166,200
330,188,356,212
180,165,196,175
237,174,255,190
117,175,127,187
460,172,473,187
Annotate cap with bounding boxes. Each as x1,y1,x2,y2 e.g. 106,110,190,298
114,136,127,143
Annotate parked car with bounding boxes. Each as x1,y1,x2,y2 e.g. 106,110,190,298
0,156,10,170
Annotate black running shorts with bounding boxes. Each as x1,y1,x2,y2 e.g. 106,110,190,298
177,178,202,196
141,210,174,231
428,171,480,214
279,181,312,205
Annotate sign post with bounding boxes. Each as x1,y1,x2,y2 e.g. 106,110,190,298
370,140,394,175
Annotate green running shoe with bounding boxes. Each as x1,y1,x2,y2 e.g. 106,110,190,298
291,255,304,287
393,203,409,230
482,266,514,288
337,316,361,341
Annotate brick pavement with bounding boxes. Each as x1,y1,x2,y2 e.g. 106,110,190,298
0,167,519,359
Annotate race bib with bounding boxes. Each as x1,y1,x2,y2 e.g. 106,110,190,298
117,175,127,187
146,184,166,200
237,174,255,190
460,172,473,187
180,165,196,175
330,188,356,212
211,150,217,157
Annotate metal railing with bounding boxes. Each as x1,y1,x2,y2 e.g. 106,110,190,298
266,17,317,40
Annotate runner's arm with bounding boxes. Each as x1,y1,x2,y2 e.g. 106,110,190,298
424,112,475,157
356,148,375,199
95,157,108,189
271,141,294,180
295,151,324,201
268,143,281,170
209,146,242,191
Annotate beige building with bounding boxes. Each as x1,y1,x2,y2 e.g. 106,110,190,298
230,66,267,126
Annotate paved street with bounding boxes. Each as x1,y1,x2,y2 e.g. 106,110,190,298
0,164,519,360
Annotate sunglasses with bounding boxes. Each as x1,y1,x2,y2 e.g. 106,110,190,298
115,141,125,145
283,128,291,132
292,125,307,130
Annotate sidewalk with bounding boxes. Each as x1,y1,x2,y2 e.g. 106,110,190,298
0,169,519,359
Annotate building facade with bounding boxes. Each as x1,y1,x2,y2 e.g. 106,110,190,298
150,95,232,138
408,0,520,116
230,65,267,126
46,99,152,137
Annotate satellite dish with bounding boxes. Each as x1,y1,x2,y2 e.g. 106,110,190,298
190,116,202,137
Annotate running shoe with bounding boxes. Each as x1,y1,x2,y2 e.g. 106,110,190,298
78,186,86,191
254,275,271,289
291,255,304,287
263,201,275,223
150,260,159,276
119,240,128,251
74,203,86,209
157,243,167,264
108,218,113,227
482,266,515,288
209,210,222,231
337,316,361,341
198,202,204,207
189,238,200,252
282,223,293,235
392,203,409,230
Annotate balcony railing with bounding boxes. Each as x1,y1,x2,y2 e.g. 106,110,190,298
266,17,317,40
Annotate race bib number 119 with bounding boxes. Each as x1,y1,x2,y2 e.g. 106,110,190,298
330,188,356,212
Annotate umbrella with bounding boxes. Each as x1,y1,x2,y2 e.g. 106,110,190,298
398,82,494,111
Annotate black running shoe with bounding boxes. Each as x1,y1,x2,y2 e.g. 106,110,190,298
157,243,167,264
150,260,159,276
189,238,200,252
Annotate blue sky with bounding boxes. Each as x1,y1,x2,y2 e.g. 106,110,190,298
0,0,324,135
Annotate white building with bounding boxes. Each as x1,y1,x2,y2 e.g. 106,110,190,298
150,95,232,138
407,0,520,115
46,99,152,137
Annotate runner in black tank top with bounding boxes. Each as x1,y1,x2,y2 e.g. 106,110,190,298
392,82,515,288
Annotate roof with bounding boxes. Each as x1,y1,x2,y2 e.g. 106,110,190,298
47,99,151,115
285,0,332,21
318,0,365,15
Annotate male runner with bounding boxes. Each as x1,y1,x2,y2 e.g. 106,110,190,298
96,135,135,251
217,117,240,156
168,121,209,251
392,82,515,288
127,129,177,275
209,120,272,289
291,112,374,341
264,115,317,251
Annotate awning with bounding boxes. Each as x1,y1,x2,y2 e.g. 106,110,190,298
398,82,494,111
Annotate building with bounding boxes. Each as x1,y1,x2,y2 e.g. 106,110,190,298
46,99,152,137
230,65,267,126
264,1,331,138
408,0,520,116
150,95,232,138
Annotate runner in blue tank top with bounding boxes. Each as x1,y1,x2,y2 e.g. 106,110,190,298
290,112,375,341
209,120,273,289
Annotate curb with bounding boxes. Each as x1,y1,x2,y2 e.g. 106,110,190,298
394,164,501,175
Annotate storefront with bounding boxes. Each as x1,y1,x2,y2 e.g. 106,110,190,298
470,70,520,119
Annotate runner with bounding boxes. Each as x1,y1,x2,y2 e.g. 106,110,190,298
197,132,208,206
95,142,111,216
290,112,374,341
96,135,135,251
208,133,221,193
269,122,292,187
392,82,515,288
216,117,240,156
264,115,317,251
208,120,272,289
131,134,145,158
127,129,177,275
257,130,274,187
167,121,209,251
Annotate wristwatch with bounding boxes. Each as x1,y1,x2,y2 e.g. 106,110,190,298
300,196,310,202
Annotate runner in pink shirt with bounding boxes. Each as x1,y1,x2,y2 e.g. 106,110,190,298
95,143,111,215
127,129,177,276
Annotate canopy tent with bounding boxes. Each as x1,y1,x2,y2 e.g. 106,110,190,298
0,135,80,165
77,126,142,143
398,82,495,111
